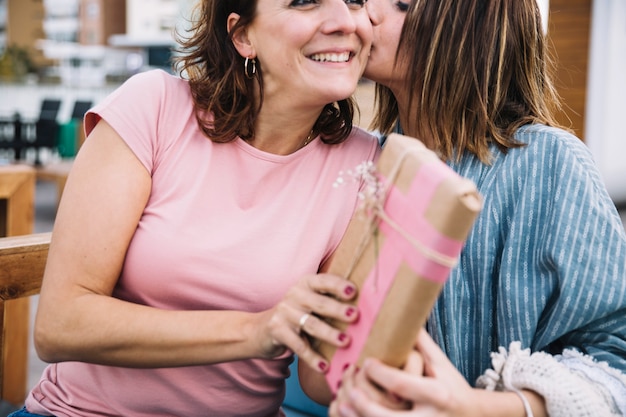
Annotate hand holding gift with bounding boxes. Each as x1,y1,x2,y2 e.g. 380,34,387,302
317,133,483,392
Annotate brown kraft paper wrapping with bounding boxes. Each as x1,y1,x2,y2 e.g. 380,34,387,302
317,133,483,392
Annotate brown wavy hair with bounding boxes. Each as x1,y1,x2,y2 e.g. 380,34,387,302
174,0,356,144
371,0,563,163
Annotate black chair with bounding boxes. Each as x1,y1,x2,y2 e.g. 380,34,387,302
39,99,62,121
32,99,62,165
71,100,93,121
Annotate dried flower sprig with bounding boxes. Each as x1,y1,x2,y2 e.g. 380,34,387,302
334,161,385,217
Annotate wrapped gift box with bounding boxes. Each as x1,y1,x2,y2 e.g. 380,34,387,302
317,133,483,392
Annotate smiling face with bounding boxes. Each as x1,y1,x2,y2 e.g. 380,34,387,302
363,0,409,90
231,0,372,109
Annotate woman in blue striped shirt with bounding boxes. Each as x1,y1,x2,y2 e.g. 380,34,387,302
331,0,626,416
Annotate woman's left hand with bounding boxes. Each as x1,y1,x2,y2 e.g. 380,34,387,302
331,328,477,417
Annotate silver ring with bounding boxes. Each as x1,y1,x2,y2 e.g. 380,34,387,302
298,313,311,334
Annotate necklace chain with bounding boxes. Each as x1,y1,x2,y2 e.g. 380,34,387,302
302,129,316,148
246,129,315,150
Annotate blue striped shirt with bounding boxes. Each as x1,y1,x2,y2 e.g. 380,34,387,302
429,123,626,384
284,124,625,415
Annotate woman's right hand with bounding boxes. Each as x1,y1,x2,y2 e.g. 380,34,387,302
329,329,546,417
254,272,359,372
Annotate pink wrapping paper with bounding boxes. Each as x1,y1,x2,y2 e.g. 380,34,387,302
316,134,483,393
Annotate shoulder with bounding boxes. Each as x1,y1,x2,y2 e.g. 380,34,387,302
454,124,611,211
86,70,192,133
123,69,192,106
490,125,617,218
511,124,604,186
123,69,188,90
483,124,597,180
340,127,381,157
516,123,587,148
513,124,593,165
105,69,192,113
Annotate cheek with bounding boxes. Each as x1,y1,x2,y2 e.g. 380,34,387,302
389,17,404,45
355,14,373,45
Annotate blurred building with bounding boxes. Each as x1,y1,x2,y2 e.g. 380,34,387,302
79,0,126,45
109,0,194,70
44,0,80,43
0,0,7,51
3,0,48,68
0,0,192,85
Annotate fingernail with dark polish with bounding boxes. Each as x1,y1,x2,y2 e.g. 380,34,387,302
338,333,348,342
318,361,328,372
344,285,355,296
390,392,404,403
345,307,356,317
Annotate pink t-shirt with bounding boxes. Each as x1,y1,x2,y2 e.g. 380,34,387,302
26,70,380,416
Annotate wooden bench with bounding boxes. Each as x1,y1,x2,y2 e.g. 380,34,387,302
0,233,50,407
0,164,43,407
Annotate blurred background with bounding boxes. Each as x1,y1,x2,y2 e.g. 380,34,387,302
0,0,624,201
0,0,625,416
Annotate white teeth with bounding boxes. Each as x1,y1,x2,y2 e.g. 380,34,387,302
310,52,350,63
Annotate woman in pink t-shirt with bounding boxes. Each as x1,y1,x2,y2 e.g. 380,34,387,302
16,0,379,416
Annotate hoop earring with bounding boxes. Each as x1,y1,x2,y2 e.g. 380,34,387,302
244,57,256,79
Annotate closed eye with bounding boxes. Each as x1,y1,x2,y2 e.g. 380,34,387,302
289,0,319,8
395,1,409,12
344,0,368,8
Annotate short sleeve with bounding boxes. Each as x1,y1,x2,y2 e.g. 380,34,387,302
84,70,192,174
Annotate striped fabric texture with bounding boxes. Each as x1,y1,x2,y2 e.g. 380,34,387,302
429,124,626,384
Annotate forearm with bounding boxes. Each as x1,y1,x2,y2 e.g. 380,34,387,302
473,389,546,417
35,292,265,367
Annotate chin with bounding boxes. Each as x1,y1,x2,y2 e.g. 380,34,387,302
322,84,360,102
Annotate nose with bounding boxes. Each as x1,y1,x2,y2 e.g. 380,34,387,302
366,0,380,25
320,0,358,34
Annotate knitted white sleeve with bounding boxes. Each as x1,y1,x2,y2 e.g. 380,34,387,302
475,342,626,417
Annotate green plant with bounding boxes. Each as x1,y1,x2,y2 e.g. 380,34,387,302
0,44,37,80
